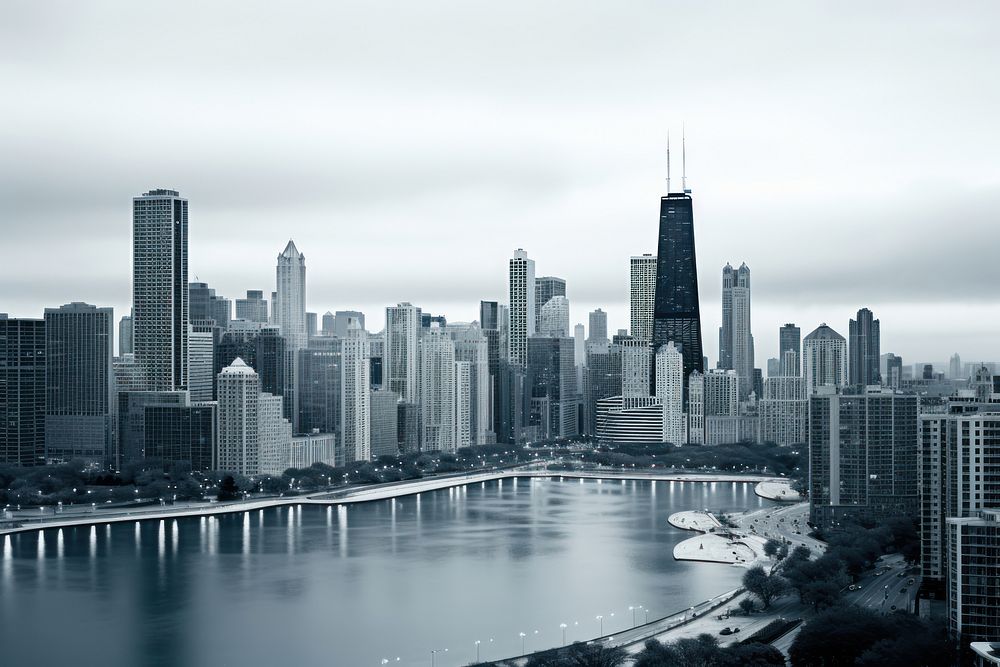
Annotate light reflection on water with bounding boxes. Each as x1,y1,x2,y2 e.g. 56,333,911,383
0,478,772,667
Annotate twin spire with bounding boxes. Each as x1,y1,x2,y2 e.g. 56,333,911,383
666,126,689,194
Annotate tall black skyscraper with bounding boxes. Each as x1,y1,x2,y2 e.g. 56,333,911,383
652,190,703,388
0,316,46,466
849,307,881,387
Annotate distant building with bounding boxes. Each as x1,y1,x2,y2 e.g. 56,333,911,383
630,254,656,343
527,336,578,440
848,307,881,386
809,388,919,528
538,296,570,337
719,262,754,400
258,392,292,476
778,323,801,376
217,358,261,475
397,401,421,454
620,337,653,409
117,391,188,465
133,189,188,391
655,342,684,445
189,281,231,330
760,372,806,445
885,353,903,389
333,311,365,338
306,312,318,339
509,249,536,367
187,323,215,402
947,510,1000,644
588,309,608,345
384,303,421,402
534,276,566,332
370,389,400,457
803,323,848,395
595,396,663,444
275,240,307,351
687,369,738,444
420,326,456,452
297,338,341,436
584,340,621,435
0,317,46,466
949,353,963,380
235,290,268,324
118,311,133,355
340,322,371,463
43,303,114,464
451,325,492,444
144,401,217,471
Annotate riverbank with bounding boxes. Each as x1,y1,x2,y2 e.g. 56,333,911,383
1,468,786,536
669,509,768,567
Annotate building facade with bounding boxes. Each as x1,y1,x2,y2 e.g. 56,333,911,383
630,254,656,343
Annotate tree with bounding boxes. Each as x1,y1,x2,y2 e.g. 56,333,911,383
738,597,756,615
742,564,787,609
525,642,627,667
720,643,786,667
217,475,239,501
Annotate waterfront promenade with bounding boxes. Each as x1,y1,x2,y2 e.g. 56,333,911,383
0,467,784,536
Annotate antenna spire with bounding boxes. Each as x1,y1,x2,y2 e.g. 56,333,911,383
682,124,688,192
666,131,671,193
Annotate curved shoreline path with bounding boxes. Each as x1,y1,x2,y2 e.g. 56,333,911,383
0,468,787,536
669,509,768,567
754,479,802,502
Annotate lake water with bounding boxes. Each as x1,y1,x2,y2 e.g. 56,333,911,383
0,477,772,667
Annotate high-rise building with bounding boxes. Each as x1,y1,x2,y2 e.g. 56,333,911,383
778,323,801,376
687,369,739,444
508,249,536,367
187,323,215,402
397,402,421,453
133,188,188,391
849,307,881,387
384,303,421,402
479,301,500,330
215,327,289,414
949,353,963,380
321,311,335,336
144,401,217,472
584,340,622,435
526,336,578,440
766,357,780,378
451,325,492,444
595,396,664,444
760,374,806,445
538,296,570,337
718,262,754,400
573,323,585,389
117,391,188,464
43,303,114,464
630,254,656,343
655,342,684,445
189,282,231,330
333,311,365,338
587,309,608,346
368,332,384,389
296,337,341,436
216,358,261,475
803,323,848,395
306,312,318,339
0,316,46,466
235,290,268,324
652,190,703,392
946,510,1000,644
620,337,653,409
118,311,133,356
808,388,919,529
258,392,292,476
885,353,903,389
420,325,456,452
480,301,503,440
534,276,566,332
340,321,371,463
275,240,307,351
454,361,472,448
370,389,400,458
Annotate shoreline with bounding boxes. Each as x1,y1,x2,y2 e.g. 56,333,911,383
1,468,784,536
669,509,769,568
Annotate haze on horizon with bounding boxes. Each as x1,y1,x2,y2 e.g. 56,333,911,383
2,1,999,366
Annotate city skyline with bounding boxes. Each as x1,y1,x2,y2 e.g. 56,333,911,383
4,3,1000,363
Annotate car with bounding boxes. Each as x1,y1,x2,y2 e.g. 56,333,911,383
719,627,736,636
908,578,915,585
848,585,857,591
890,605,897,611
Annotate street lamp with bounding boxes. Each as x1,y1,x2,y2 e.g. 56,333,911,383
474,640,481,662
596,615,604,636
560,623,568,646
519,631,526,655
430,648,447,667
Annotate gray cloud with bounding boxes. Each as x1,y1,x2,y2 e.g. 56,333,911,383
2,1,1000,364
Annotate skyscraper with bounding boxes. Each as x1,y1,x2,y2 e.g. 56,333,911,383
655,342,684,445
43,303,115,464
334,311,366,338
949,353,963,380
848,307,881,386
508,249,536,367
306,312,318,339
275,240,307,351
587,309,608,346
620,337,653,409
538,296,570,337
420,325,456,452
760,373,806,446
216,358,261,475
451,324,492,444
187,323,215,402
778,323,801,376
384,303,421,402
321,311,335,336
652,190,703,391
118,311,133,356
526,336,578,440
189,281,231,330
370,389,400,457
133,188,188,391
803,323,848,394
630,254,656,343
534,276,566,331
235,290,268,323
296,337,341,436
340,321,370,463
718,262,754,399
0,316,46,466
809,388,919,529
885,353,903,389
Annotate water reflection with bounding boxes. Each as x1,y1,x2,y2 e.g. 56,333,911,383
1,479,772,667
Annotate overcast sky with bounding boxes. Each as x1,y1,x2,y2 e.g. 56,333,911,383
3,1,999,366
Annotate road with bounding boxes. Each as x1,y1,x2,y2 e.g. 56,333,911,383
841,553,920,614
731,502,825,554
